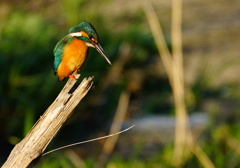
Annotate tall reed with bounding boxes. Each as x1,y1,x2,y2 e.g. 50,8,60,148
143,1,214,167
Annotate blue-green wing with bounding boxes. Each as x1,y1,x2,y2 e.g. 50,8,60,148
53,35,70,74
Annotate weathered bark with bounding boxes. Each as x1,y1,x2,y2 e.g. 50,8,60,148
2,75,93,168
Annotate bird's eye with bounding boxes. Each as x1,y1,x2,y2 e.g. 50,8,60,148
89,36,97,43
89,36,98,43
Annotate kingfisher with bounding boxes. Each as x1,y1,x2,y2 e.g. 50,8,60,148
53,21,111,81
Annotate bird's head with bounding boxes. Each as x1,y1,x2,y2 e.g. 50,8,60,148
68,22,111,65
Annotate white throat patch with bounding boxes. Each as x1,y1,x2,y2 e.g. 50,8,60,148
86,42,94,48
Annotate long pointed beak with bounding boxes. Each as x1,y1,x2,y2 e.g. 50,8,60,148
93,43,112,65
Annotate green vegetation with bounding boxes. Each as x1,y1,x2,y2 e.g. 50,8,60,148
1,0,240,167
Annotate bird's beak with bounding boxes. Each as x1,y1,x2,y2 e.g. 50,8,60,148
93,43,111,65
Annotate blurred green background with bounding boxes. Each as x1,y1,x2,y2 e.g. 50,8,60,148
1,0,240,167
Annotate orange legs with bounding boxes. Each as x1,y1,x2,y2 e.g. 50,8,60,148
68,74,77,80
68,69,79,80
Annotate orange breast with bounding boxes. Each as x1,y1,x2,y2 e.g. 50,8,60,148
57,38,88,81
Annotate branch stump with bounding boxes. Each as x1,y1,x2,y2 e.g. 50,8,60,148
2,75,94,168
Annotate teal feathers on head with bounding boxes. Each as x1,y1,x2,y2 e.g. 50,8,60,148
66,21,111,65
68,22,99,42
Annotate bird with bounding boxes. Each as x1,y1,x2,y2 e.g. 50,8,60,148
53,21,111,82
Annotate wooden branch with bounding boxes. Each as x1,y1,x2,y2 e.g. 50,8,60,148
2,75,94,168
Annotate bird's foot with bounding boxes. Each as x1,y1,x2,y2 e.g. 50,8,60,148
69,74,77,80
